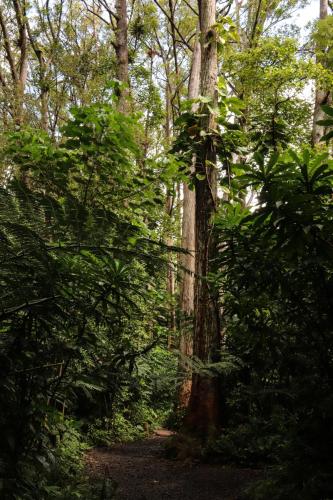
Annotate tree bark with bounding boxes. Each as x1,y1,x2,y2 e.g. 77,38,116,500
165,195,176,346
0,1,28,127
312,0,329,145
26,18,49,131
14,0,28,127
115,0,130,113
178,32,201,408
164,63,177,346
185,0,221,436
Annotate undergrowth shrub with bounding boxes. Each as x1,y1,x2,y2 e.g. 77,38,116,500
212,148,333,498
0,104,173,498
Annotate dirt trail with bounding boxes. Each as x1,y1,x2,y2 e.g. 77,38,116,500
86,432,261,500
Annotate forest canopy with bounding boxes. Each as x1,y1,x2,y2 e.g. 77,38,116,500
0,0,333,498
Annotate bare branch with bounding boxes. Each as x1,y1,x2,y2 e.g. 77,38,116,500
152,0,193,51
46,0,56,41
183,0,198,17
96,0,119,21
81,0,111,26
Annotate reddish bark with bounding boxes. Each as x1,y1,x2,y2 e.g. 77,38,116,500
178,32,201,409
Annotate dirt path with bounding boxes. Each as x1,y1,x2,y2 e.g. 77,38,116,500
86,432,261,500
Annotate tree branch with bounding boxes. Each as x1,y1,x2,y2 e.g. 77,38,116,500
81,0,111,26
152,0,193,51
0,7,18,82
183,0,199,17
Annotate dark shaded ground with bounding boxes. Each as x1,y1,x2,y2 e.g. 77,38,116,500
86,432,261,500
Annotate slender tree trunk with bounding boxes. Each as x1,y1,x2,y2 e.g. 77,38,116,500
178,32,201,408
165,67,176,345
115,0,130,112
164,5,183,347
0,2,28,127
37,52,49,132
16,2,28,127
26,20,49,132
167,0,181,114
40,77,49,132
165,196,176,346
312,0,329,145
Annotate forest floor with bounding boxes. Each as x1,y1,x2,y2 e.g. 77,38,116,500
86,430,261,499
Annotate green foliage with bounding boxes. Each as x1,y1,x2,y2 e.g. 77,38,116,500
312,15,333,67
1,2,333,499
43,420,93,499
212,146,333,498
172,89,246,189
87,415,145,446
85,346,178,446
0,104,174,498
317,104,333,142
224,36,317,148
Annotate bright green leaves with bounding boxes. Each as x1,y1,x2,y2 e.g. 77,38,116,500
312,15,333,67
62,104,140,168
223,35,316,150
214,16,239,54
3,104,170,246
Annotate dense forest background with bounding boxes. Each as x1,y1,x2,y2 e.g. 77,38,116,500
0,0,333,498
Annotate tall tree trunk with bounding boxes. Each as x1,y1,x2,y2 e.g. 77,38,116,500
164,4,183,347
13,0,28,127
185,0,221,436
13,0,28,125
0,1,28,127
167,0,181,114
165,65,176,346
178,32,201,408
26,20,49,132
115,0,130,112
312,0,329,145
165,196,176,346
